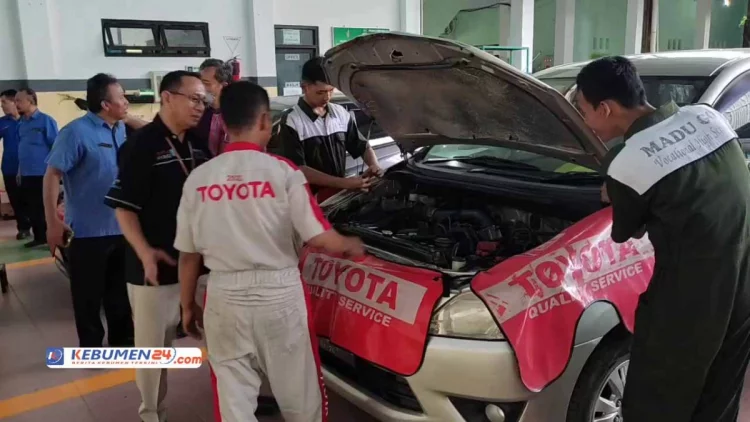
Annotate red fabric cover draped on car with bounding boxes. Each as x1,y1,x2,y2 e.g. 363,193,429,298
472,207,655,392
300,248,444,376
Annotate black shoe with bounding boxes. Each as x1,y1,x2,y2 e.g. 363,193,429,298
0,264,8,294
176,323,187,339
16,230,31,241
256,396,280,416
24,239,46,248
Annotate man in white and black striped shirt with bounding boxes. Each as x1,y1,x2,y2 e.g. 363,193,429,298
277,57,381,202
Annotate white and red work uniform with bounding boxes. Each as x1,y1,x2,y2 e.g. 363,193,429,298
174,141,330,422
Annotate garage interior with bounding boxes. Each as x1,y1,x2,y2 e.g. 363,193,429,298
4,0,750,421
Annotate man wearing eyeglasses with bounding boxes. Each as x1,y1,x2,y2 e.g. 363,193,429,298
104,70,210,422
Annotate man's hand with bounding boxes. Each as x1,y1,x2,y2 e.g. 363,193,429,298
601,183,610,204
341,236,366,258
46,218,71,255
343,175,375,191
181,301,204,340
123,114,148,130
363,165,384,178
140,247,177,286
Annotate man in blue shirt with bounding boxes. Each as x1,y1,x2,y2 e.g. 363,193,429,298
0,89,30,240
43,74,133,347
15,88,58,247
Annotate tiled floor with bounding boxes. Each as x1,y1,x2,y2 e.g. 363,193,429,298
1,218,750,421
0,220,374,422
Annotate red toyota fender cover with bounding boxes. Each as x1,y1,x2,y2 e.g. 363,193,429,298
471,208,655,392
300,248,445,376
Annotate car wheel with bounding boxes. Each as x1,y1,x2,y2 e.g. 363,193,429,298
566,336,630,422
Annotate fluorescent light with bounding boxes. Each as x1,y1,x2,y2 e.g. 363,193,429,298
724,0,731,6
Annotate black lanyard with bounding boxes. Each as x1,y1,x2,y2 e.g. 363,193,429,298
163,136,195,177
110,126,119,156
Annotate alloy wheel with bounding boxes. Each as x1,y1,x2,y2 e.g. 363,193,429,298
591,360,628,422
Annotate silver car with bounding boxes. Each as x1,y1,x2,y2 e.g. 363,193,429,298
312,35,750,422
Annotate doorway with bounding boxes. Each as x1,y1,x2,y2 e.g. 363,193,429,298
274,25,319,96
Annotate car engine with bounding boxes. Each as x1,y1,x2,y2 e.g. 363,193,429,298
329,179,574,272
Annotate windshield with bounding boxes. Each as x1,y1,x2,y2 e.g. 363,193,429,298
421,144,596,174
539,76,710,107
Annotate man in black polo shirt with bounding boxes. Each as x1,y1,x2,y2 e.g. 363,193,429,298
104,70,209,422
277,57,382,202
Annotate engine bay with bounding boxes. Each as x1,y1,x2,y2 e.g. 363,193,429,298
328,178,574,272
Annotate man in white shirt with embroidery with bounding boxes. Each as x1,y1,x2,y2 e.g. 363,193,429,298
174,81,364,422
575,56,750,422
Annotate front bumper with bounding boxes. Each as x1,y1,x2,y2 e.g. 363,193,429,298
322,336,600,422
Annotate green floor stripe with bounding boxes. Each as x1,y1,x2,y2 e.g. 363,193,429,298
0,240,51,265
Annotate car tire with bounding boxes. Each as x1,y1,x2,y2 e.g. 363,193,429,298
566,335,630,422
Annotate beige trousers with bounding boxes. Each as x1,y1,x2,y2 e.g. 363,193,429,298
205,268,326,422
127,283,181,422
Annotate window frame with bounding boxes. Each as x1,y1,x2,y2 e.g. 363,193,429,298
101,19,210,57
273,24,320,51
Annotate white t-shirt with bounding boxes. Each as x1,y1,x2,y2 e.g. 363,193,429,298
173,141,331,272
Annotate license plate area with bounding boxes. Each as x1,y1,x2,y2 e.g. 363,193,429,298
319,337,356,367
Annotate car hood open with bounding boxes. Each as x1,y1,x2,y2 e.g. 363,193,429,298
323,33,607,169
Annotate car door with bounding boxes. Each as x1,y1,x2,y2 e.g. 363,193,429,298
713,71,750,170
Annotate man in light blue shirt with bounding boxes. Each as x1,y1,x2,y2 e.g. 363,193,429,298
43,74,133,348
0,89,30,240
15,88,58,247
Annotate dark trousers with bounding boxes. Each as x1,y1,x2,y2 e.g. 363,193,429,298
3,174,31,232
68,235,134,347
623,259,750,422
20,175,46,242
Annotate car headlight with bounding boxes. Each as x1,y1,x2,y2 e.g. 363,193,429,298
429,291,505,340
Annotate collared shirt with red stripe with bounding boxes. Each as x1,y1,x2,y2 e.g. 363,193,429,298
173,141,331,272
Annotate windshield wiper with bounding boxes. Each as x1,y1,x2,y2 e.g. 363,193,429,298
541,172,602,183
423,156,541,171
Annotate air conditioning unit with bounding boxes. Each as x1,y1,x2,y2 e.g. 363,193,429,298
150,71,168,103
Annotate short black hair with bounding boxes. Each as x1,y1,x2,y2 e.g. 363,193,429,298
0,89,17,99
159,70,201,94
576,56,647,109
301,57,329,84
18,88,37,105
199,58,233,84
86,73,120,113
220,81,270,132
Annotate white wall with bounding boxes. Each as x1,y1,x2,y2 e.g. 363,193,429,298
46,0,252,80
0,0,26,80
2,0,410,83
274,0,402,53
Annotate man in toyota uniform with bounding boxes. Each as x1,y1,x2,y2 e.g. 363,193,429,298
277,57,381,202
575,56,750,422
175,81,364,421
